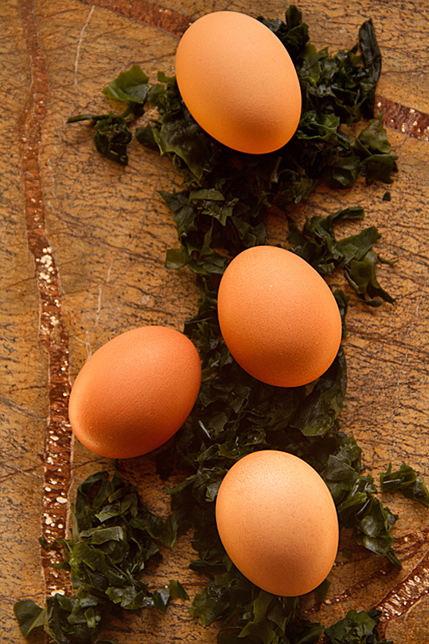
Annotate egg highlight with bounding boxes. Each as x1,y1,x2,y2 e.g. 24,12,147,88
217,245,342,388
215,450,339,597
175,11,302,154
68,325,201,459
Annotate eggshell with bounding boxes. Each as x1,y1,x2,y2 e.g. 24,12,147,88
68,326,201,459
175,11,301,154
217,245,342,387
215,450,339,596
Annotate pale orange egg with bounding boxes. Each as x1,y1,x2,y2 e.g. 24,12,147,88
175,11,302,154
68,326,201,459
215,450,339,596
217,245,342,388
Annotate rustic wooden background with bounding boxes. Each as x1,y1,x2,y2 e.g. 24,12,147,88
1,0,428,642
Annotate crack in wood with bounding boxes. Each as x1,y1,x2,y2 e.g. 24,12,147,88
18,0,73,597
376,547,429,637
376,96,429,142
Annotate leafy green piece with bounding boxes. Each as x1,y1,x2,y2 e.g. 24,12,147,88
135,72,220,182
102,65,150,104
380,463,429,507
67,113,101,123
168,579,190,601
151,106,218,182
42,592,109,644
287,207,395,305
345,250,395,306
358,19,382,118
259,5,310,61
160,188,263,276
353,118,398,184
93,114,132,165
67,113,133,165
324,609,392,643
323,438,400,568
290,348,347,437
165,246,188,269
14,600,46,638
356,118,391,154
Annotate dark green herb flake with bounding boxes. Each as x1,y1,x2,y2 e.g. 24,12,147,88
380,463,429,508
324,609,393,643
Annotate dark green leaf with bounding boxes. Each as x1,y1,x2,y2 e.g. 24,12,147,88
358,19,382,118
67,113,98,123
168,579,190,601
135,123,158,149
165,247,188,269
259,5,310,62
13,600,45,638
380,463,429,508
150,106,220,181
353,119,398,184
291,348,347,437
93,114,132,165
357,118,391,155
102,65,150,104
325,608,392,643
345,250,395,305
152,588,171,614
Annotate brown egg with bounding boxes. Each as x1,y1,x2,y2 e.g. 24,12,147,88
215,450,339,596
69,326,201,459
175,11,301,154
217,245,342,387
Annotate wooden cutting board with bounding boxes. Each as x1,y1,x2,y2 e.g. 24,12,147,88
1,0,428,642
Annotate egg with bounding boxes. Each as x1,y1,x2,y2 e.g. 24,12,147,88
215,450,339,596
217,245,342,388
68,326,201,459
175,11,301,154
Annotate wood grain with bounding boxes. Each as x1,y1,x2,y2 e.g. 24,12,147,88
1,0,428,642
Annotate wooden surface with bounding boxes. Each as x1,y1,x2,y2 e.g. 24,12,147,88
1,0,428,642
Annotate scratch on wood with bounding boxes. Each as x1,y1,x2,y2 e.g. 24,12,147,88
75,5,95,92
18,0,73,596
